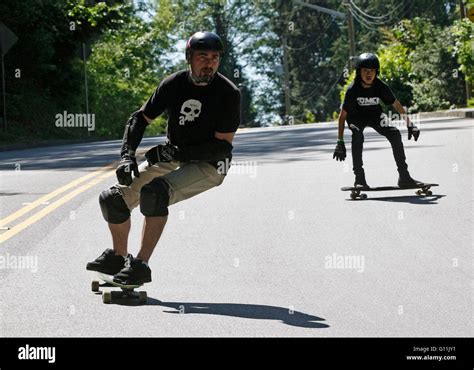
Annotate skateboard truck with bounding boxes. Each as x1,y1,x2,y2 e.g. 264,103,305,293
91,273,147,304
415,186,433,196
350,188,367,200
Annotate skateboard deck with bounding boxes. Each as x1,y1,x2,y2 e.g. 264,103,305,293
91,272,147,304
341,183,438,200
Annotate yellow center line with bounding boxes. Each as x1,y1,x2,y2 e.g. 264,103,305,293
0,164,115,228
0,151,147,244
0,169,117,244
0,150,147,228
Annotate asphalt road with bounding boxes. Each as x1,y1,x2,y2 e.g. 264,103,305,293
0,117,472,337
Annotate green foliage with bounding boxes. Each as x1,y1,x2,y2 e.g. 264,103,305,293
450,19,474,84
339,70,355,105
390,17,466,112
87,11,174,137
337,16,471,115
0,0,130,143
377,43,412,107
67,0,109,27
305,110,316,123
1,0,471,145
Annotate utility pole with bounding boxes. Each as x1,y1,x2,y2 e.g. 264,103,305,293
282,36,291,124
0,22,18,133
346,0,356,71
459,0,472,103
1,32,6,132
281,0,291,124
82,43,90,136
293,1,351,69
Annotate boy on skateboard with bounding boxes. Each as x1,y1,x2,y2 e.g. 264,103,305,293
333,53,423,189
86,32,241,285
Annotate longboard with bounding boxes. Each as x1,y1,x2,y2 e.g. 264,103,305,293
341,183,438,200
91,272,147,304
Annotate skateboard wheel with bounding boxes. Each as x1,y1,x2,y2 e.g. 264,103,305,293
102,291,112,304
139,291,147,304
426,190,432,196
91,280,100,292
416,190,422,196
360,194,367,200
350,193,357,200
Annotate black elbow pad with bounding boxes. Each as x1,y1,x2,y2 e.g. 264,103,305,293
120,111,148,158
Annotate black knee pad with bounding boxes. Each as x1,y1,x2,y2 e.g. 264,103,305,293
99,187,130,224
140,178,170,217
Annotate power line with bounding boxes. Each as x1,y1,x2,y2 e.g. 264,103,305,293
349,1,404,22
349,8,377,30
290,67,344,106
348,1,411,28
284,16,335,51
289,83,321,100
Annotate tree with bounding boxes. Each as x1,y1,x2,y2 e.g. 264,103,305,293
0,0,130,142
87,0,178,137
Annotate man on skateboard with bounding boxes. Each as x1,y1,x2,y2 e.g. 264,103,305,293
86,31,241,285
333,53,423,189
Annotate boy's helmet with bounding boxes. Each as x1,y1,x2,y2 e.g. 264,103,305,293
355,53,380,83
356,53,380,70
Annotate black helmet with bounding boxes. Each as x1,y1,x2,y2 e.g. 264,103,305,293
356,53,380,70
185,31,224,60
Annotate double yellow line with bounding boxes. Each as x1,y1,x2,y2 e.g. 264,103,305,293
0,163,116,244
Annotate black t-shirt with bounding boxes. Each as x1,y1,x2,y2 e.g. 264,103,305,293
342,78,396,125
142,70,241,149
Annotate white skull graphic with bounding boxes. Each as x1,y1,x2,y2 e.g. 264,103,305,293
180,99,202,123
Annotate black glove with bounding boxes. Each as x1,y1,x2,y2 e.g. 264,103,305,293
116,155,139,186
145,144,180,166
333,140,346,161
407,125,420,141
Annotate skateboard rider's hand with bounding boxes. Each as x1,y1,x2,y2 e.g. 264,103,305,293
116,155,139,186
407,125,420,141
333,140,346,161
145,143,179,166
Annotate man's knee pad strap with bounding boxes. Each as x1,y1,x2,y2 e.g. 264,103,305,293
140,179,170,217
99,187,130,224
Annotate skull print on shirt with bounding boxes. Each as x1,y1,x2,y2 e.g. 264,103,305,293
179,99,202,125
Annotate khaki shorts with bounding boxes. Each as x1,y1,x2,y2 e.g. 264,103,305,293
116,160,226,212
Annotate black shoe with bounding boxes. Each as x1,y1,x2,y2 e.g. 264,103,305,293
354,176,370,189
398,175,424,188
86,248,127,275
113,256,152,285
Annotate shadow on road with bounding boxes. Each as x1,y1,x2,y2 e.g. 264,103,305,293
0,191,28,196
156,299,329,329
104,296,329,329
345,194,446,204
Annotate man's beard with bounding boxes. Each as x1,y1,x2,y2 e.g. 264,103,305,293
190,67,215,84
